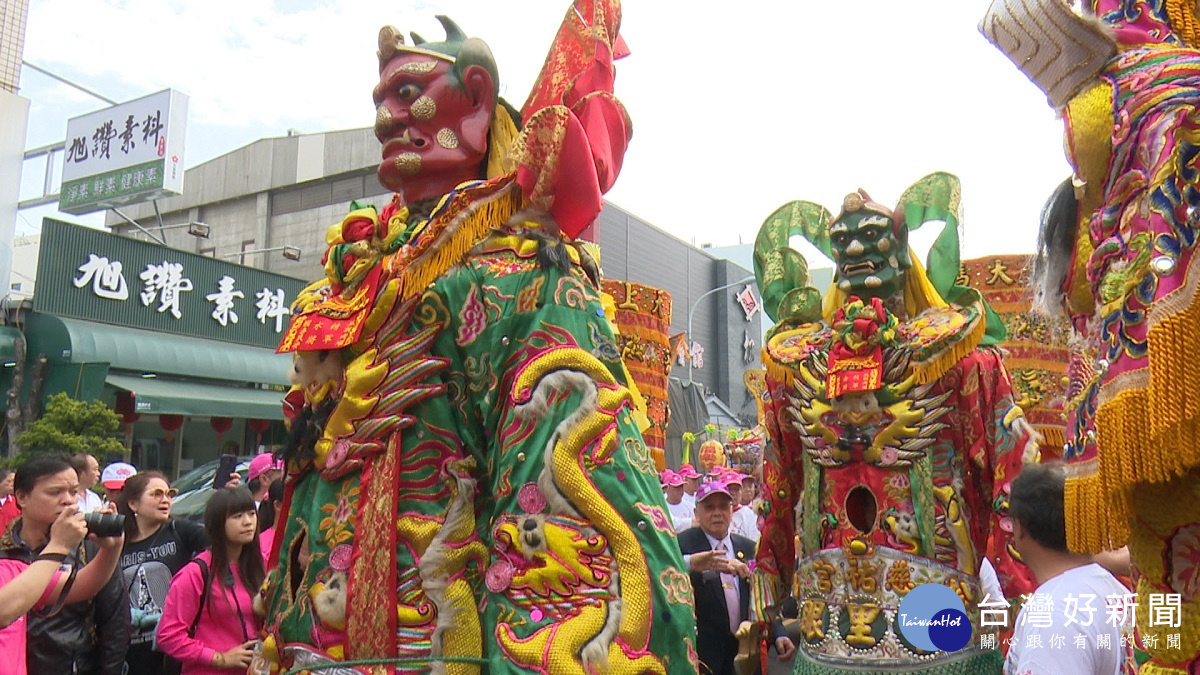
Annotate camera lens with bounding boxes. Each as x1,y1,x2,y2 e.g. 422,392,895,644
83,512,125,538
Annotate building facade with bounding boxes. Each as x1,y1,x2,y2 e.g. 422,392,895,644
2,219,297,476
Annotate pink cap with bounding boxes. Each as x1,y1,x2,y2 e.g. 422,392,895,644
695,481,733,504
248,453,282,481
661,470,685,487
722,472,745,486
678,464,702,479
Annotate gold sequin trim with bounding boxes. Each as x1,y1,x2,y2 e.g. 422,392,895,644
396,60,438,74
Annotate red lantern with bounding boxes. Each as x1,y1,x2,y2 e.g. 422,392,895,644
248,418,271,444
210,416,233,442
159,414,183,443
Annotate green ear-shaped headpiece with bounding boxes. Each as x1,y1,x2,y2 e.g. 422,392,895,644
897,171,1005,344
754,201,831,324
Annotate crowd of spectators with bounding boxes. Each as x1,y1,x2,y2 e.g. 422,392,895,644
0,451,283,675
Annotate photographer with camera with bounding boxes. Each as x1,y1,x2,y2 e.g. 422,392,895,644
0,454,130,675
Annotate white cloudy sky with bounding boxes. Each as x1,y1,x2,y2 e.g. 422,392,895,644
17,0,1071,262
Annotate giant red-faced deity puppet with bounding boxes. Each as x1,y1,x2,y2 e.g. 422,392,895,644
983,1,1200,671
262,2,698,673
750,173,1038,673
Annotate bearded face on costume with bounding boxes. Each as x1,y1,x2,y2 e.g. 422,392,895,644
373,22,497,203
829,193,912,301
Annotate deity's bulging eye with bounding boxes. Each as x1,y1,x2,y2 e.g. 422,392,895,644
397,84,421,101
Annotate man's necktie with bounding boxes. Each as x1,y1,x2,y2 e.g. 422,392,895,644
718,542,740,634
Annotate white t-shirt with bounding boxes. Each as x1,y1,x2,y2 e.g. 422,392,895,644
666,500,694,534
731,504,759,542
77,488,105,514
682,492,696,509
1003,563,1132,675
980,558,1004,607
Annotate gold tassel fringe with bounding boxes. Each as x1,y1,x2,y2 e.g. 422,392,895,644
763,347,797,391
1167,0,1200,48
1066,262,1199,552
1088,282,1200,496
1035,426,1066,456
396,182,524,302
1146,282,1200,478
1064,468,1131,553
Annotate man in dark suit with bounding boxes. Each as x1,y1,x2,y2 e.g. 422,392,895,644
679,481,795,675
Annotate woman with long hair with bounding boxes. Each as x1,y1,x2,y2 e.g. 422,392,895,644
156,488,264,673
118,470,209,675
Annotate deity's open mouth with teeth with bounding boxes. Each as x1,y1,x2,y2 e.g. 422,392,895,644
841,260,880,276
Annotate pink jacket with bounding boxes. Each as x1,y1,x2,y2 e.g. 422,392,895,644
156,551,260,675
258,527,275,566
0,560,62,675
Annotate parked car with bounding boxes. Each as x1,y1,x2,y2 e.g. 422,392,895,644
170,455,254,522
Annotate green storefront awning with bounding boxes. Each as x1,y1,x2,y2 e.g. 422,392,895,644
26,313,293,386
106,373,286,420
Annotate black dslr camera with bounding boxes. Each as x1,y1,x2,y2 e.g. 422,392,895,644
83,512,125,538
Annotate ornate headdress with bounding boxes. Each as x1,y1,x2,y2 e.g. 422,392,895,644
377,17,501,100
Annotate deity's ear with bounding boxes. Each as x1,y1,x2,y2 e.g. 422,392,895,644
458,61,496,156
895,226,913,270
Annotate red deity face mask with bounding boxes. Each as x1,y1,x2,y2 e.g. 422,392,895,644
373,53,494,203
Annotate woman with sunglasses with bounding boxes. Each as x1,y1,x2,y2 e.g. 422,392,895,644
117,471,209,675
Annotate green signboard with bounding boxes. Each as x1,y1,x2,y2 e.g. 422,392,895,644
35,219,307,350
60,160,166,212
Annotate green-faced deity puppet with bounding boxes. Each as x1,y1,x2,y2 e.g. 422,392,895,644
263,4,697,674
751,172,1038,673
828,192,911,301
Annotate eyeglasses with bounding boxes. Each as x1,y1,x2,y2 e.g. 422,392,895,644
148,488,178,499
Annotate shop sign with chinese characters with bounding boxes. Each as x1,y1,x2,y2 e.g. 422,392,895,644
35,219,304,349
58,89,188,215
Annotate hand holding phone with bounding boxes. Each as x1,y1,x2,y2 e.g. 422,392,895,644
213,454,238,490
